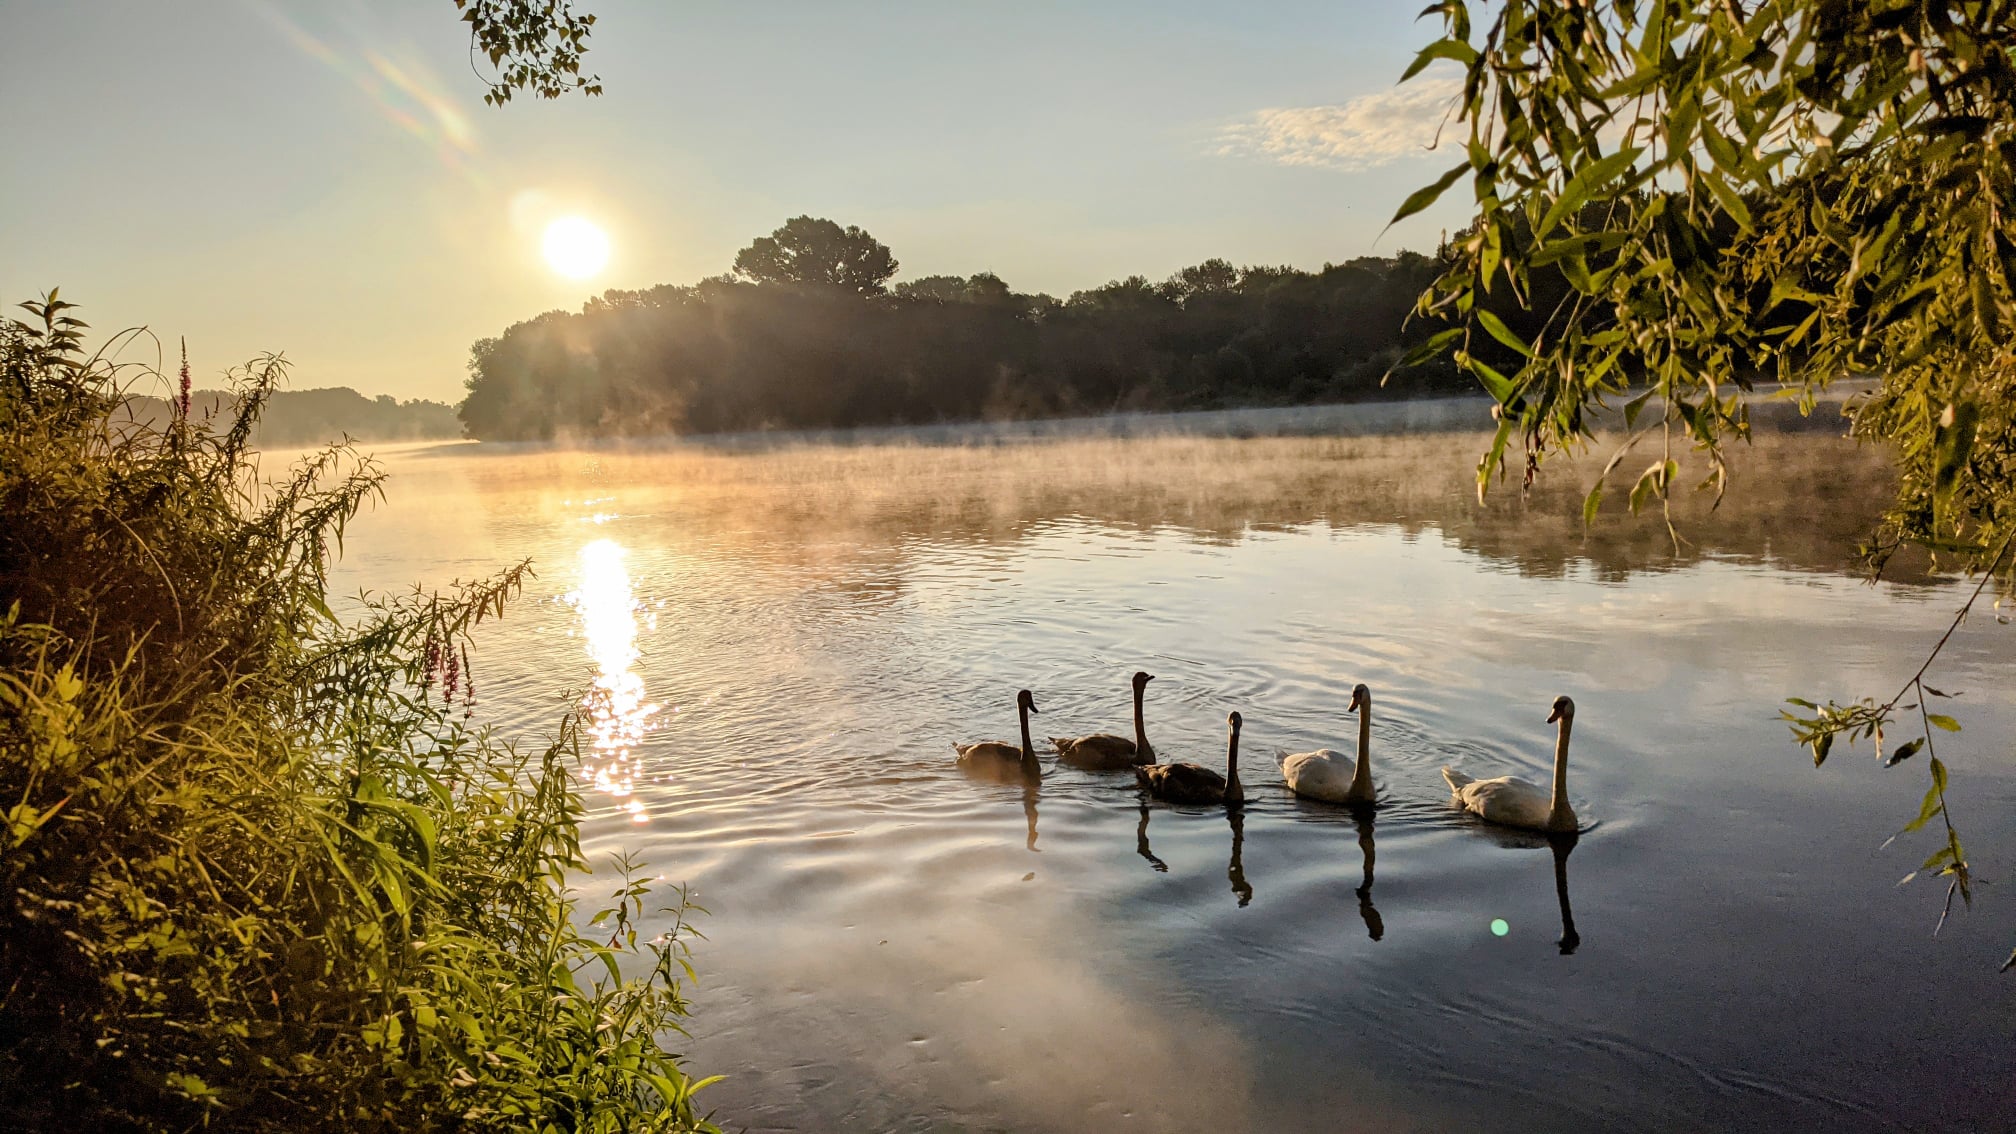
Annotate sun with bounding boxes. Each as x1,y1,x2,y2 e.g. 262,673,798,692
542,216,610,279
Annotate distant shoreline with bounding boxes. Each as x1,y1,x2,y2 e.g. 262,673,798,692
444,381,1875,456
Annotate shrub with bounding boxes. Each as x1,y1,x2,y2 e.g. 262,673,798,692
0,293,718,1131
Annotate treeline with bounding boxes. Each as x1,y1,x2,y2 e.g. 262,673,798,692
126,386,461,447
458,216,1473,441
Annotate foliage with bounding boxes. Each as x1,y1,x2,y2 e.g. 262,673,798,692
456,0,601,106
0,292,719,1129
122,385,462,448
1404,0,2016,963
733,216,901,297
459,218,1457,440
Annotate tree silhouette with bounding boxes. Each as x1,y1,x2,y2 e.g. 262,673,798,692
733,216,899,297
458,224,1467,442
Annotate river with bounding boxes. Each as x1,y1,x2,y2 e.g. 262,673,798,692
328,402,2015,1132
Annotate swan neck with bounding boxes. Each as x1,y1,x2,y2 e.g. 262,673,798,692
1224,727,1244,803
1549,715,1572,817
1351,699,1374,794
1132,684,1149,754
1018,702,1037,773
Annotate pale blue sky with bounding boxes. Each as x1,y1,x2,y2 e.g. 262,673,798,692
0,1,1473,401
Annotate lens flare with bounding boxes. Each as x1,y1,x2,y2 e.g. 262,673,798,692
543,216,611,279
1490,918,1510,937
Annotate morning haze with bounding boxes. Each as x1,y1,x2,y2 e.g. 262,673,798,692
4,5,2013,1134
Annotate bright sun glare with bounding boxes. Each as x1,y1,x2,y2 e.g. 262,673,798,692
542,216,610,279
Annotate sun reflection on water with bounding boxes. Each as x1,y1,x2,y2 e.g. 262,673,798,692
569,538,657,822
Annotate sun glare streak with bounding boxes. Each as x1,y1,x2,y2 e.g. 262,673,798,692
569,538,657,820
248,1,484,185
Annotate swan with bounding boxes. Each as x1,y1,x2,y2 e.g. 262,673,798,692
1051,670,1157,769
1281,683,1376,804
1136,711,1245,806
1441,695,1580,833
955,689,1042,783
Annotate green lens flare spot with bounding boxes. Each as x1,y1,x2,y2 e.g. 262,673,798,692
1490,918,1510,937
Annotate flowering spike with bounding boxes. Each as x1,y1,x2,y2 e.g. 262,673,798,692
177,337,192,420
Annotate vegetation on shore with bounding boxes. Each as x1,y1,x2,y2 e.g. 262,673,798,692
457,217,1466,441
0,293,717,1131
126,384,462,448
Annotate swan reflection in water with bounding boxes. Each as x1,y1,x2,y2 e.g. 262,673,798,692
1226,808,1252,908
1135,799,1167,873
1133,799,1254,907
1551,831,1580,955
1022,785,1040,853
1350,804,1384,942
1465,823,1583,953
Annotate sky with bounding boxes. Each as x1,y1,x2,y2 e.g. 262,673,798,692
0,1,1476,403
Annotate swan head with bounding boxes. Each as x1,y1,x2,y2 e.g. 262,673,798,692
1226,710,1242,732
1018,689,1039,714
1547,695,1575,724
1349,683,1370,713
1133,670,1155,689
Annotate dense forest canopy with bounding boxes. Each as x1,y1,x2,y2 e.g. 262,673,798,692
457,219,1471,441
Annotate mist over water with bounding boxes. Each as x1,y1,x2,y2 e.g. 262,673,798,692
332,407,2014,1132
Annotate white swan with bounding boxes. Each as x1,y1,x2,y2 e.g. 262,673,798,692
1281,683,1376,804
956,689,1041,783
1441,695,1580,833
1051,670,1156,769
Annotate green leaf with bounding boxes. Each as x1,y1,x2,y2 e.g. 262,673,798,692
1537,148,1643,239
1400,38,1478,81
1926,713,1961,732
1699,166,1754,230
1811,731,1833,767
1475,309,1534,358
1884,737,1924,768
1391,162,1469,225
1627,460,1676,514
1932,400,1979,518
1396,327,1462,369
1458,352,1515,402
1623,388,1655,430
1895,770,1943,835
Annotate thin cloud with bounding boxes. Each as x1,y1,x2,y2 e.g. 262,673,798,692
1218,76,1463,172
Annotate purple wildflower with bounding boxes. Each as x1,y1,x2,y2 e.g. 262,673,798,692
177,338,192,420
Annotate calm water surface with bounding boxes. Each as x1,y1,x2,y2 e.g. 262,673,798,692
329,412,2015,1132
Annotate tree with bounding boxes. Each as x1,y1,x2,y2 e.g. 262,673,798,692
1402,1,2016,965
1167,258,1240,302
454,0,602,106
893,272,1017,306
733,216,899,296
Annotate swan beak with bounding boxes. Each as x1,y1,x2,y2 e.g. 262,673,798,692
1028,702,1040,714
1349,690,1365,713
1546,706,1562,723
